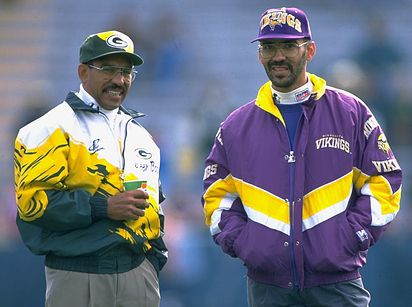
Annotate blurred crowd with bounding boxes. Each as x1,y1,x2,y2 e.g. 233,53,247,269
1,1,411,307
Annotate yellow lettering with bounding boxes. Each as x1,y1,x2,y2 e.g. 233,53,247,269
287,14,295,28
364,116,379,139
280,12,287,24
260,15,268,29
294,18,302,33
372,159,401,173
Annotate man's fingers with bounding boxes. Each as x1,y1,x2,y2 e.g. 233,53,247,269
129,207,146,219
106,190,150,221
129,189,149,199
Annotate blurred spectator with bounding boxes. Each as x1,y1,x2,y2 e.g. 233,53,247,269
110,10,189,89
172,76,234,193
350,16,412,307
327,58,368,100
0,81,52,307
159,193,210,307
0,188,19,249
109,12,157,82
0,0,24,8
149,11,188,83
385,75,412,148
352,14,404,130
191,76,233,158
159,76,244,307
0,81,52,249
14,81,53,130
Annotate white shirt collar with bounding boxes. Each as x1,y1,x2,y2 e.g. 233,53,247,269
271,78,313,105
77,84,119,122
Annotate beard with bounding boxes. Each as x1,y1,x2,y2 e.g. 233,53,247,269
264,53,307,90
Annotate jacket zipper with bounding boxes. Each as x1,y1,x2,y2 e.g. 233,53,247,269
120,116,144,180
284,112,303,288
69,97,145,182
98,111,126,181
289,112,304,289
287,154,299,288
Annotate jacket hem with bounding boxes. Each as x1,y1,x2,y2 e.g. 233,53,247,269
248,269,361,289
45,247,146,274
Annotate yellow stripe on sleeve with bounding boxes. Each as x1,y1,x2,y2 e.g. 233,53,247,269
203,175,238,227
232,177,289,224
353,167,369,192
363,175,401,226
302,172,353,231
303,171,353,219
203,175,290,235
368,175,401,216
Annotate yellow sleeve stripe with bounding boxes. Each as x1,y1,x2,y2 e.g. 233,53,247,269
203,175,290,232
368,175,401,215
15,127,123,221
203,175,238,226
303,191,352,231
243,205,291,235
303,171,353,219
232,176,289,223
363,175,401,226
209,193,238,235
15,130,70,221
352,167,369,192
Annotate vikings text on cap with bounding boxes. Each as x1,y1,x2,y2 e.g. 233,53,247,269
260,9,303,34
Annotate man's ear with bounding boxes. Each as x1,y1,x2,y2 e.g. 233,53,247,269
78,64,88,83
258,50,263,64
306,41,316,61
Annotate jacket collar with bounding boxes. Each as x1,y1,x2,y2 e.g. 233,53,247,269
65,91,145,119
255,73,326,121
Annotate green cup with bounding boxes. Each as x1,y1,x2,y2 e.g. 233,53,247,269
124,180,147,191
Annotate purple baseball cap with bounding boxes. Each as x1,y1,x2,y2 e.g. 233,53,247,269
251,7,312,42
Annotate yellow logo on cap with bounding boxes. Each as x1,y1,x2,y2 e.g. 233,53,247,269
260,8,302,33
97,30,134,53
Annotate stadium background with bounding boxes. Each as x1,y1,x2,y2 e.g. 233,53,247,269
1,0,411,306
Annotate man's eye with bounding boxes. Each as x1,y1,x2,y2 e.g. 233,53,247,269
102,67,118,74
284,44,295,49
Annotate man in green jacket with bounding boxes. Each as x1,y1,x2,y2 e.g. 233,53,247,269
14,30,167,307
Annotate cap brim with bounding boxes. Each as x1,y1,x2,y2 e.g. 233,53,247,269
251,34,307,43
87,51,144,66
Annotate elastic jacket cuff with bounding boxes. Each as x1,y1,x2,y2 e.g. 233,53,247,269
89,196,108,221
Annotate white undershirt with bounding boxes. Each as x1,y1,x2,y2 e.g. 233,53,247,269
271,78,314,105
77,84,119,129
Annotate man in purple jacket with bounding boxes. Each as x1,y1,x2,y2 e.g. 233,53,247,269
201,7,402,307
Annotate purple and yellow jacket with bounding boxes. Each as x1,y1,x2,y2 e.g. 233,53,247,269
202,73,402,289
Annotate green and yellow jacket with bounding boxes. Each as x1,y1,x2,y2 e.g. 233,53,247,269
14,90,167,274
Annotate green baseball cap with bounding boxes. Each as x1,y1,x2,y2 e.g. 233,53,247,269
79,30,143,66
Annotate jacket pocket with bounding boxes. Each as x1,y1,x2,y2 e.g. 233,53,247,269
304,216,362,274
233,220,290,274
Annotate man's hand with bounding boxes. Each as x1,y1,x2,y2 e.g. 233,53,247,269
107,189,149,220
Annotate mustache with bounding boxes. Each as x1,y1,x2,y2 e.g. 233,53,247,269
268,60,292,70
104,85,125,92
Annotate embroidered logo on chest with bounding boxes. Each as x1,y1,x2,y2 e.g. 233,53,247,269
89,139,104,154
315,134,350,154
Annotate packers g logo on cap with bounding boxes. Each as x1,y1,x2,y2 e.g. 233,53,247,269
107,35,129,49
79,30,143,65
96,31,134,53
